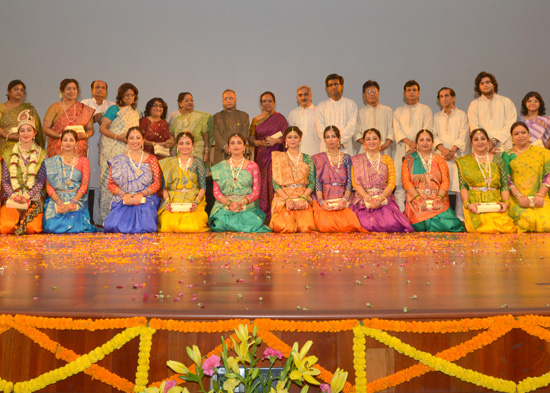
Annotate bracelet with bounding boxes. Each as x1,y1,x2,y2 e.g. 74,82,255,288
412,194,421,201
70,199,77,204
436,194,444,200
55,200,63,205
536,193,545,197
463,200,470,208
319,199,325,205
225,200,231,207
194,199,200,204
114,135,118,141
342,196,349,202
299,195,308,200
164,199,170,204
120,191,126,197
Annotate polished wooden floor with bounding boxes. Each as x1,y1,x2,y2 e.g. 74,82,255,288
0,232,549,319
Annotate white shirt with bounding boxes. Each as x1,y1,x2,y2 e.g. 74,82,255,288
468,93,517,150
393,102,433,186
81,97,115,115
316,97,358,155
354,103,394,155
288,104,320,156
433,108,470,192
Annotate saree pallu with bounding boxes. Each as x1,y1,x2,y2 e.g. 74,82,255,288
98,106,140,225
209,161,270,233
349,154,413,233
270,152,316,233
140,118,171,160
158,157,209,233
312,153,365,233
402,153,462,232
251,112,287,223
502,146,550,232
43,156,96,234
104,155,160,233
46,102,94,157
456,154,517,233
0,103,44,156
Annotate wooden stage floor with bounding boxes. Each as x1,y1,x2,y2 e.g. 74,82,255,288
0,231,549,320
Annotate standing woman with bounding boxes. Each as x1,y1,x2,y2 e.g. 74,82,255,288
209,134,270,233
140,97,174,160
502,122,550,232
0,80,44,156
518,92,550,148
43,130,96,233
0,110,46,235
270,126,317,233
168,92,212,165
402,130,463,232
98,83,140,225
42,79,94,157
349,128,413,232
248,91,288,223
103,126,161,233
312,126,365,233
456,128,517,233
158,131,209,233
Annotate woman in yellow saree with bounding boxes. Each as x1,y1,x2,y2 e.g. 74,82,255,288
502,121,550,232
456,128,517,233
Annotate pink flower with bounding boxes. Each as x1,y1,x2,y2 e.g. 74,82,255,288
320,383,331,393
202,355,221,376
262,347,283,360
164,380,177,393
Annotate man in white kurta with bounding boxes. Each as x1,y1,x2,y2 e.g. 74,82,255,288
81,80,115,224
433,87,470,220
468,72,517,152
288,85,319,156
393,80,433,211
316,74,358,156
354,80,394,155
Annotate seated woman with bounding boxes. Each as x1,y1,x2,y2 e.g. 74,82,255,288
312,126,365,233
402,130,463,232
104,126,161,233
349,128,413,232
270,126,317,233
456,128,517,233
209,133,270,233
0,110,46,235
502,122,550,232
43,130,96,233
158,131,209,233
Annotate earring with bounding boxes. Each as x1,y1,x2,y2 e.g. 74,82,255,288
59,93,63,100
285,143,288,149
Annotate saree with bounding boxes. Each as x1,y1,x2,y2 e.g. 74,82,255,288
98,106,140,225
402,153,463,232
140,117,171,160
0,102,44,156
44,102,94,157
104,154,161,233
43,156,96,233
456,154,517,233
0,143,47,235
169,110,213,161
270,151,317,233
312,153,366,233
250,112,288,223
349,154,413,232
158,157,209,233
502,146,550,232
209,161,270,233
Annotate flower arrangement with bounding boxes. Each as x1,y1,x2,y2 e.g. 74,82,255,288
160,324,348,393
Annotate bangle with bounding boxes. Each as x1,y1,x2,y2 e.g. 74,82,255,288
536,193,545,197
120,191,126,197
299,195,308,200
319,199,325,205
164,199,170,204
463,200,470,208
70,199,77,204
412,194,421,201
55,200,63,205
225,200,231,207
436,194,444,200
194,199,200,204
342,196,349,202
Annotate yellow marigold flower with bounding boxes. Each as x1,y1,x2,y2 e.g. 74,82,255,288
167,360,190,375
330,368,348,393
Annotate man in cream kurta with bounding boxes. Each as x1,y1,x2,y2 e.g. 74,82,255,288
316,73,358,156
468,71,517,152
433,87,470,220
288,85,319,156
393,80,433,211
354,80,394,155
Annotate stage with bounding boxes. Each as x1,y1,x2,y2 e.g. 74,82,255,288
1,232,550,393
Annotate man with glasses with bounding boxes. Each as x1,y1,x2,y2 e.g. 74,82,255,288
316,73,358,155
354,80,394,155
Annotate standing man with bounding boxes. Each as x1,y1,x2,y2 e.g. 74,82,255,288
316,73,358,155
288,85,319,156
212,89,249,165
433,87,470,220
81,80,115,224
393,80,433,211
468,71,517,152
354,80,394,155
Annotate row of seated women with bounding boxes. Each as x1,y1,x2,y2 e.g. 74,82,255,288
3,106,549,235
